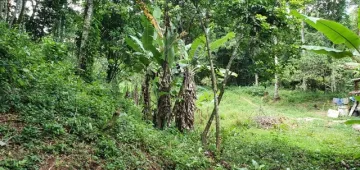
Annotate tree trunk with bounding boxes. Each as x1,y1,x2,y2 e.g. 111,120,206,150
323,75,326,94
202,22,221,152
4,0,8,21
255,73,259,86
300,14,307,91
273,36,280,101
60,2,67,42
0,0,4,20
134,84,139,106
77,0,94,79
173,67,196,132
331,66,336,92
29,0,38,23
301,20,305,46
274,56,280,100
142,71,152,121
9,0,21,28
201,39,240,147
16,0,26,25
302,77,307,91
55,17,62,41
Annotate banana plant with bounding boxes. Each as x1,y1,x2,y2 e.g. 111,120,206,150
126,3,236,130
171,32,236,132
291,10,360,62
126,3,187,129
125,16,160,121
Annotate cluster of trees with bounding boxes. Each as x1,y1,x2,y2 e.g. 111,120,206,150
1,0,360,152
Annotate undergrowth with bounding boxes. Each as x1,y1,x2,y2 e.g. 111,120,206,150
0,23,209,170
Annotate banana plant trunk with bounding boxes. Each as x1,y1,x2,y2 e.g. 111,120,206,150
173,67,196,132
156,64,172,129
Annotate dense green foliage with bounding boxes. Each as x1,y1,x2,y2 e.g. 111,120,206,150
0,24,210,169
1,0,360,169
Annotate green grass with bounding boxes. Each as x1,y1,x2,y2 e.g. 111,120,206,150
196,87,360,169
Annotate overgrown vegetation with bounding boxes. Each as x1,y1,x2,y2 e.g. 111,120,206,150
0,24,209,169
1,0,360,169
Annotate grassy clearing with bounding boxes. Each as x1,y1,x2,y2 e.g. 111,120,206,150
197,86,360,169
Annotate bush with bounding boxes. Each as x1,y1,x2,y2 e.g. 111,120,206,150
42,37,68,62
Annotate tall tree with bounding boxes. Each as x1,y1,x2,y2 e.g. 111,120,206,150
15,0,26,25
0,0,4,20
273,36,280,100
9,0,21,28
201,38,240,146
300,11,307,91
201,16,221,152
77,0,94,79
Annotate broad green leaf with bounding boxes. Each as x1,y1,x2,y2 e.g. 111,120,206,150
141,19,162,64
153,6,162,25
130,35,145,52
125,37,142,52
142,18,155,51
210,32,236,51
301,45,353,58
291,10,360,51
150,6,163,40
151,49,163,65
345,120,360,125
164,30,178,66
189,36,205,59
